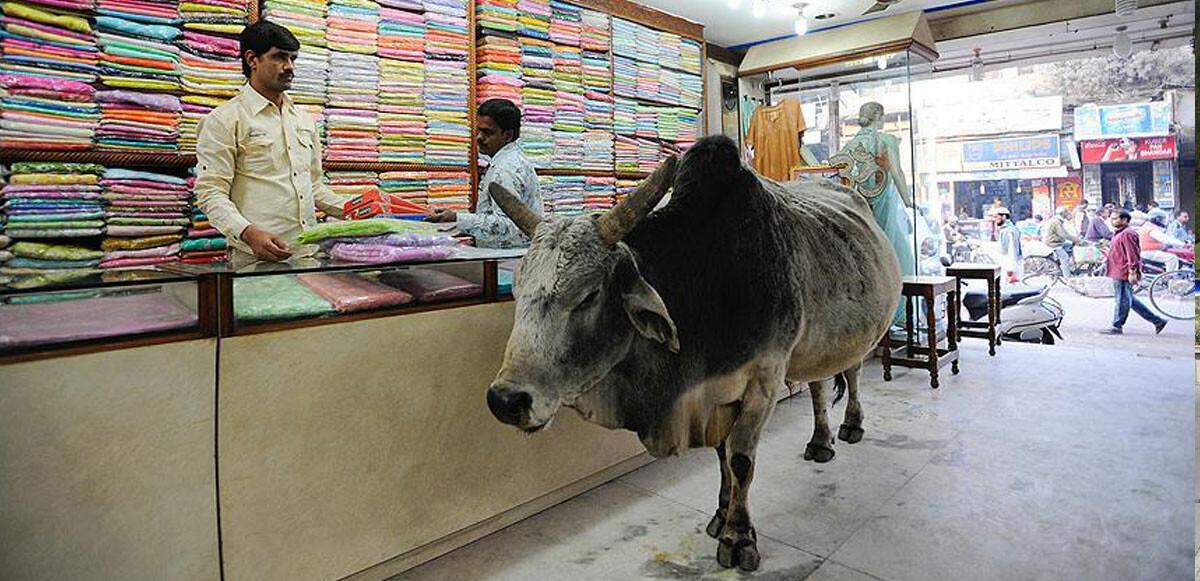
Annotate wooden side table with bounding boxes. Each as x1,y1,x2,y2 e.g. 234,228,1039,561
880,275,960,389
945,263,1002,356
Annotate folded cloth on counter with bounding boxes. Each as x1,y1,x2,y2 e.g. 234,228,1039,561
320,233,457,248
0,292,199,349
326,242,454,264
102,242,180,260
100,233,181,251
378,267,481,302
295,271,414,312
233,274,336,321
296,217,439,244
98,254,178,268
180,237,225,251
8,241,104,260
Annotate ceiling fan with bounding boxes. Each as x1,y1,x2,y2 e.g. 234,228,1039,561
862,0,902,15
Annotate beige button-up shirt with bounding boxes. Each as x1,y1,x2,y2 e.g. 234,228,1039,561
195,84,345,256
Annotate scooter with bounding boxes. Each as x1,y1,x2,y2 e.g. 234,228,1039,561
961,284,1065,344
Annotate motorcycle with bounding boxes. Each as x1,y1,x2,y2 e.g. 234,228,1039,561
1021,241,1104,286
962,284,1064,344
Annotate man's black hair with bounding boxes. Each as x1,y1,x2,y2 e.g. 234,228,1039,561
1117,210,1132,221
478,98,521,140
239,20,300,78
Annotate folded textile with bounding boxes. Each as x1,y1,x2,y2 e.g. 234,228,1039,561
0,293,198,349
295,271,414,312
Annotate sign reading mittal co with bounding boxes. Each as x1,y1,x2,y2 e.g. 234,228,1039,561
960,135,1061,171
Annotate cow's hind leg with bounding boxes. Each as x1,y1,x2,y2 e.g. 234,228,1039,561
837,361,865,444
706,441,731,538
716,364,779,572
803,380,836,463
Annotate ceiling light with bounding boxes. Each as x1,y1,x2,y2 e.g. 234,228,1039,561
752,0,766,18
876,55,888,70
814,12,836,20
969,48,984,82
1113,25,1133,59
793,3,808,35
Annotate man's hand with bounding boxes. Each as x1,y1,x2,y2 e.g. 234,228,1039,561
240,224,292,262
424,210,457,224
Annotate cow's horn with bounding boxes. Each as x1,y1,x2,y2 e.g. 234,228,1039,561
596,155,678,246
488,181,542,238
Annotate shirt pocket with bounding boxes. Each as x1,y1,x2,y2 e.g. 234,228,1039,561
295,128,316,168
238,136,276,174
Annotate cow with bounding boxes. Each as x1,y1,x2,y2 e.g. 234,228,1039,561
484,135,901,571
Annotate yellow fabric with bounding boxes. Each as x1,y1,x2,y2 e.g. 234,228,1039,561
100,77,182,91
746,99,807,181
3,1,91,33
195,83,347,255
10,173,98,185
182,22,245,34
178,2,245,14
182,95,229,107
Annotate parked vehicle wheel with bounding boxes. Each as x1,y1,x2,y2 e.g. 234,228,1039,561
1148,269,1195,320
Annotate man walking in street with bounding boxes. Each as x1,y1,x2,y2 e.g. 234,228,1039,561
1101,210,1167,336
993,207,1021,284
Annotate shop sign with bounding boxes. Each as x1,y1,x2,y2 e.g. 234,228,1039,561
1079,136,1177,163
1073,101,1173,140
1152,159,1175,207
1053,176,1083,210
920,96,1063,137
961,135,1061,171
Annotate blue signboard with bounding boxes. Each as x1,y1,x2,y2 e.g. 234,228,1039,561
961,135,1061,170
1073,102,1173,139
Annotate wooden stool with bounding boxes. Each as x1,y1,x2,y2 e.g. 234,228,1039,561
880,275,960,389
945,263,1002,356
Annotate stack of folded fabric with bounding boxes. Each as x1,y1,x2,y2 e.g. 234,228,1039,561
379,170,428,208
582,91,612,171
611,16,635,59
613,96,635,136
551,41,581,94
99,167,189,268
95,89,180,151
0,74,98,149
680,38,702,74
548,0,579,47
424,57,469,166
614,135,636,173
637,137,659,173
297,218,452,265
379,57,425,163
635,60,660,102
0,0,99,83
476,32,521,105
582,175,615,213
178,0,248,34
540,175,585,217
680,72,702,109
656,105,681,142
634,19,655,63
378,2,423,61
180,175,226,264
677,109,699,149
1,162,105,242
326,51,379,160
296,271,415,312
660,68,681,106
327,0,379,54
581,48,609,94
423,1,466,58
425,171,468,212
380,266,481,302
515,0,548,39
3,240,104,275
518,34,553,167
580,8,608,52
178,39,242,98
264,0,327,48
95,15,181,92
657,30,682,71
324,170,378,199
551,89,584,170
612,55,635,100
476,0,515,32
614,177,636,203
178,94,223,152
635,101,657,140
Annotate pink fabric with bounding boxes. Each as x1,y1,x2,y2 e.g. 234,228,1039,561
0,293,197,349
102,242,181,260
99,255,180,269
0,74,95,94
106,225,185,236
379,268,483,302
328,243,455,264
296,272,414,313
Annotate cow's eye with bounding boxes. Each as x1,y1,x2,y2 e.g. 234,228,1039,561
575,290,599,311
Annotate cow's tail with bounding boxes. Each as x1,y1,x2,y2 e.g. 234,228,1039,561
831,373,847,405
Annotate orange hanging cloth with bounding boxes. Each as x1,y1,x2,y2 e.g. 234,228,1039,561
745,99,806,181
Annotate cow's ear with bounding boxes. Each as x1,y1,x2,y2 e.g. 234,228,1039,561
623,277,680,353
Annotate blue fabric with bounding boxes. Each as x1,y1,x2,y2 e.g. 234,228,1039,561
95,16,182,40
1112,279,1164,329
102,168,188,184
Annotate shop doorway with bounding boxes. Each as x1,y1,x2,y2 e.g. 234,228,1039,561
1100,162,1153,209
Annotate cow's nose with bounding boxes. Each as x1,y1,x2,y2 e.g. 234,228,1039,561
487,385,532,426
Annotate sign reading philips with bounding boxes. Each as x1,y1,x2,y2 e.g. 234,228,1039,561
960,135,1061,171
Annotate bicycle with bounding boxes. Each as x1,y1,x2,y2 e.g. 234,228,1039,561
1020,242,1104,287
1144,247,1194,320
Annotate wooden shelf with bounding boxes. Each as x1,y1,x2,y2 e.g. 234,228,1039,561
613,89,703,111
0,150,198,167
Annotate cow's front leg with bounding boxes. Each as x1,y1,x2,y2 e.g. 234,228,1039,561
716,367,778,572
837,362,865,444
706,441,731,538
804,379,835,462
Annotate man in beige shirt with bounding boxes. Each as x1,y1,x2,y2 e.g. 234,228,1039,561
195,21,346,262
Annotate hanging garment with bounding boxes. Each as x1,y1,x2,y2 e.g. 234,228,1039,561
745,98,805,181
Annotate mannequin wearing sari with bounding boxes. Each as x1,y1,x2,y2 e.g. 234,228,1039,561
831,102,915,326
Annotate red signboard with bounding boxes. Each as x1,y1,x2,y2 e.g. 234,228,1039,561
1080,136,1177,163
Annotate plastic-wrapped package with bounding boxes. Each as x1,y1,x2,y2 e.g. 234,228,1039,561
320,233,460,248
101,234,182,251
379,268,482,302
10,242,106,261
295,218,441,244
0,293,198,349
98,256,179,269
233,275,337,321
296,272,414,313
328,243,456,264
8,257,102,269
2,269,94,290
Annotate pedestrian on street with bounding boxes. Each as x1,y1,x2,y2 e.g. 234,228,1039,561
993,207,1021,284
1101,210,1167,336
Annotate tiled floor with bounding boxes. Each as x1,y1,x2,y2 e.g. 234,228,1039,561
391,333,1193,581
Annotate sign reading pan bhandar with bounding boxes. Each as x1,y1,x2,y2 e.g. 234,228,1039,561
960,135,1061,171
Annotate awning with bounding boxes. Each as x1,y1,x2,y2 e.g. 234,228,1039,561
738,12,938,77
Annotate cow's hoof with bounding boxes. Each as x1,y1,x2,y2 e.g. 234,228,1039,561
838,424,864,444
716,529,759,571
804,442,835,463
705,512,725,539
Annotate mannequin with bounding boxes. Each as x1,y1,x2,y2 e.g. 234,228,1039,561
831,102,916,326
